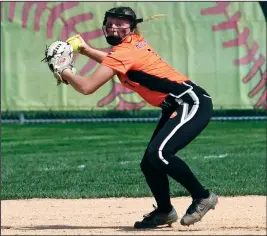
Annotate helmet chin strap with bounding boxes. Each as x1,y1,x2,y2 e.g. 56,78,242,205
104,27,133,46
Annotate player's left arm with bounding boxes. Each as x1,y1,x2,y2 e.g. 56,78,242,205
61,64,117,95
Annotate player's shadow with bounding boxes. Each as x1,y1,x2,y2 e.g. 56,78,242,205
3,225,266,232
2,224,178,232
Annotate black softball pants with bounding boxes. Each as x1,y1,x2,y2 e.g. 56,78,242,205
140,84,213,213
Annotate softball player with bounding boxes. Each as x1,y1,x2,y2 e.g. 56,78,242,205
60,6,218,229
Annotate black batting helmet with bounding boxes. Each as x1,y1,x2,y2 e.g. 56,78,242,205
103,6,143,30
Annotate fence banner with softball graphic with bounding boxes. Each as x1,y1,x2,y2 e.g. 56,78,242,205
1,2,266,111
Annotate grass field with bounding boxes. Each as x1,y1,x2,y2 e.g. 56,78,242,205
1,121,266,200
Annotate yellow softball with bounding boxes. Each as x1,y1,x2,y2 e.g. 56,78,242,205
66,36,82,53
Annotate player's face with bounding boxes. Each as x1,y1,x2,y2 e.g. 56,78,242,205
105,17,131,38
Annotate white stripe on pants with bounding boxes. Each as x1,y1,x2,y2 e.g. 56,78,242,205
158,90,200,165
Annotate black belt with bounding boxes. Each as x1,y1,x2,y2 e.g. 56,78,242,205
160,82,210,110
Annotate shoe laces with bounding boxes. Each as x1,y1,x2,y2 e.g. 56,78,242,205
187,199,203,214
143,204,159,218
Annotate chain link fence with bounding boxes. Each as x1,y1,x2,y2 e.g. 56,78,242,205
1,110,266,124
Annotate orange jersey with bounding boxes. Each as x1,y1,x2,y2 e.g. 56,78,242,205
101,34,190,107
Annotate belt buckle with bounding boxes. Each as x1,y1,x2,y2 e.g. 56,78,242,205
175,98,184,105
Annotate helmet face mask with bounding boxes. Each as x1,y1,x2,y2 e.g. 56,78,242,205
102,7,143,46
102,17,132,46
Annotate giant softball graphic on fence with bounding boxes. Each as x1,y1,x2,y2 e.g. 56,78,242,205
1,2,266,111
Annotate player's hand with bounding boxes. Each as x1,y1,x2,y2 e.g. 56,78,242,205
73,34,92,56
74,34,87,51
66,34,89,54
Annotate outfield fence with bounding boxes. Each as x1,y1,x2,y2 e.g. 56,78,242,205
1,2,266,114
1,110,266,124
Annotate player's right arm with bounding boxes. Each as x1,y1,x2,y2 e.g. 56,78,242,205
80,45,108,63
75,34,108,63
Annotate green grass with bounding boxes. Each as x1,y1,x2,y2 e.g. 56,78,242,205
1,121,266,200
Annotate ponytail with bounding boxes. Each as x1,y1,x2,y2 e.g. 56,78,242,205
143,14,166,22
133,14,166,36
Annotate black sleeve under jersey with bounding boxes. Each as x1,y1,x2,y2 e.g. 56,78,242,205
126,70,207,97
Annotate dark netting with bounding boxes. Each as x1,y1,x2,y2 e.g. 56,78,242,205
1,109,266,124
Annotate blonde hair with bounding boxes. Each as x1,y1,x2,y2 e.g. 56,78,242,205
133,26,142,36
133,14,166,36
143,14,166,22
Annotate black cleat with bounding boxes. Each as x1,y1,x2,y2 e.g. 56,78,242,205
134,205,178,229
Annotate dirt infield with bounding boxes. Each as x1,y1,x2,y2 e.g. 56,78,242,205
2,196,266,235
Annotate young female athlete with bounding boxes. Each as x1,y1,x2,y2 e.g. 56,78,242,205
59,6,218,229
